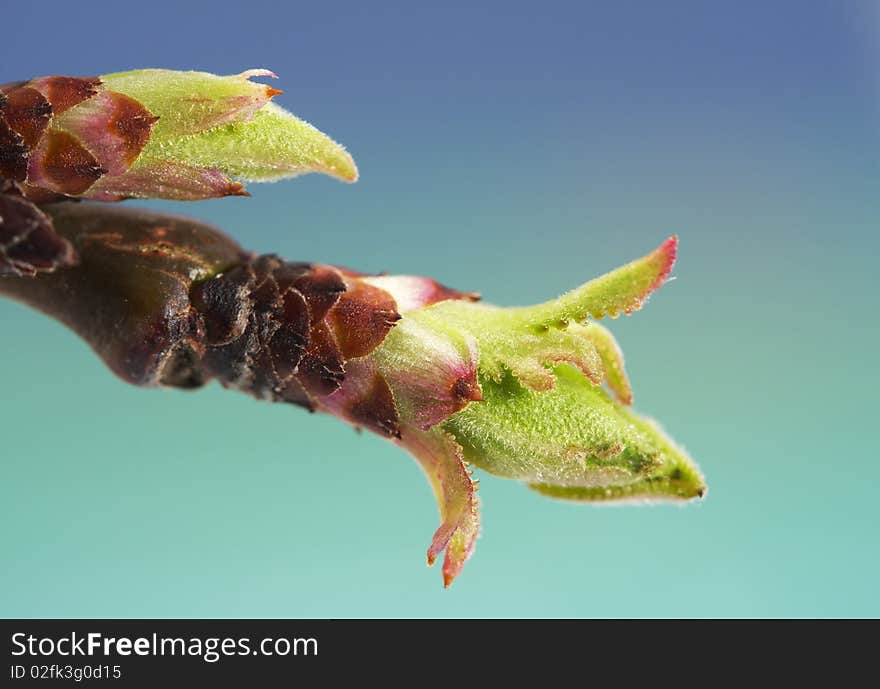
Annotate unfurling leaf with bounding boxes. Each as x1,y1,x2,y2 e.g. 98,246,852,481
360,237,704,583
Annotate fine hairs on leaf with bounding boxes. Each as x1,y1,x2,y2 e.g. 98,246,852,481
0,68,704,587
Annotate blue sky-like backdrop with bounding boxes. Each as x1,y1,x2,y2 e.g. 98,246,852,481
1,0,878,617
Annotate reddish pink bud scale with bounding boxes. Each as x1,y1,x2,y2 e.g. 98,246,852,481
27,76,101,115
1,86,51,148
58,91,157,175
29,130,106,195
347,364,401,438
362,274,479,313
86,162,247,202
327,280,401,359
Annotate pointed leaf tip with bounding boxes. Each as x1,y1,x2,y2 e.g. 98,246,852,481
402,426,479,587
514,235,679,329
572,234,678,318
650,234,678,295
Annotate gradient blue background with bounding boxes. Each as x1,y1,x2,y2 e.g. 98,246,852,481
2,1,878,617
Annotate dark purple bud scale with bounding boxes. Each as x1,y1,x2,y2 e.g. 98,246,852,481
0,191,76,276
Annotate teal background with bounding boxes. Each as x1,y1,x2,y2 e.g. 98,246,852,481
1,1,878,617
